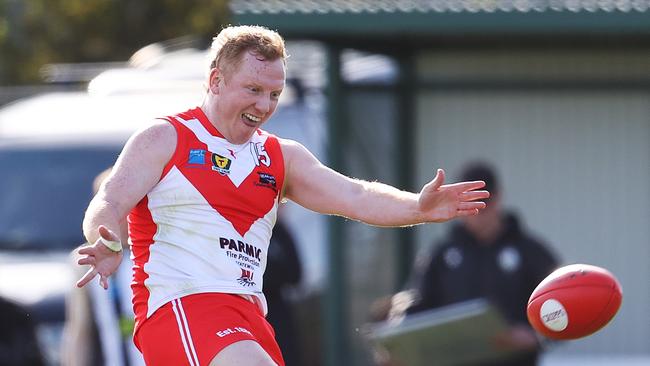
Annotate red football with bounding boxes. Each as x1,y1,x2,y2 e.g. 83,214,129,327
527,264,622,340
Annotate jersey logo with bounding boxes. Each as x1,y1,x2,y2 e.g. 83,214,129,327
237,269,256,287
255,172,277,192
188,149,206,164
250,142,270,167
211,153,232,175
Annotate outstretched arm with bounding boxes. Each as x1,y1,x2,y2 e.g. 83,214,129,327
77,121,175,289
281,139,489,227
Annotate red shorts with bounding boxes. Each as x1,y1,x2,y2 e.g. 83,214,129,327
135,293,284,366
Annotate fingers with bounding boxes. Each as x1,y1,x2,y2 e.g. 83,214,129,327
429,169,445,190
456,208,480,217
460,190,490,202
458,201,486,211
77,245,95,256
445,180,486,193
77,256,96,266
76,267,97,288
99,274,109,290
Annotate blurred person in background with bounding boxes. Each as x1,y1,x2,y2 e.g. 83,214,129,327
265,218,303,366
0,296,45,366
407,161,558,366
75,25,489,366
62,168,144,366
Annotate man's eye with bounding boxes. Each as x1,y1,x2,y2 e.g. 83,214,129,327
271,92,281,100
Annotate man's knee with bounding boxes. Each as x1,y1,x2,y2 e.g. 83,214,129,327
209,340,277,366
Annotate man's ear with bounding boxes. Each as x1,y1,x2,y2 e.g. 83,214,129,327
208,68,221,94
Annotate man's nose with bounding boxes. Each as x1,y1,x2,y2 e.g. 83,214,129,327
255,96,271,114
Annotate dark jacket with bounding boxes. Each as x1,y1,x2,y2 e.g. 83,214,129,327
409,213,558,366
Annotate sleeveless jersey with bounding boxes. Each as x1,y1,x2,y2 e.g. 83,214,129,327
128,107,285,333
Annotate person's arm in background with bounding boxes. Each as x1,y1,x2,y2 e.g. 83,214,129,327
76,121,176,289
281,139,489,226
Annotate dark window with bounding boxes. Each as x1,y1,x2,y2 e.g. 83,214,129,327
0,145,119,251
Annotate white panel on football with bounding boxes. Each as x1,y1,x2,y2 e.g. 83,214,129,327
414,90,650,355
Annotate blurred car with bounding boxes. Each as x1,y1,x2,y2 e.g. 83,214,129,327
0,86,202,364
0,132,121,364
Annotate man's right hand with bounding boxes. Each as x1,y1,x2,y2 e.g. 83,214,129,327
76,225,123,290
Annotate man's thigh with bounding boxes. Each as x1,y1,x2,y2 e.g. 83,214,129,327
209,340,277,366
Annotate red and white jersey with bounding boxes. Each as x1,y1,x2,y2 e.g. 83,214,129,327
128,107,285,332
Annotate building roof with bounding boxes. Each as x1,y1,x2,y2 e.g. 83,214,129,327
230,0,650,43
231,0,650,14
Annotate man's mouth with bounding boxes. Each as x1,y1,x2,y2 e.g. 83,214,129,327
242,113,261,126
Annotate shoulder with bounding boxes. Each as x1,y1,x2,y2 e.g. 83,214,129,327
132,119,176,142
277,136,303,150
510,218,550,249
521,235,556,261
505,215,557,261
112,120,177,177
124,120,177,155
277,138,316,161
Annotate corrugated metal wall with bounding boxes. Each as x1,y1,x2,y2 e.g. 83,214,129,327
414,50,650,357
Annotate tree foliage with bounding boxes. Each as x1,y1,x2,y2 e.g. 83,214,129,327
0,0,230,84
